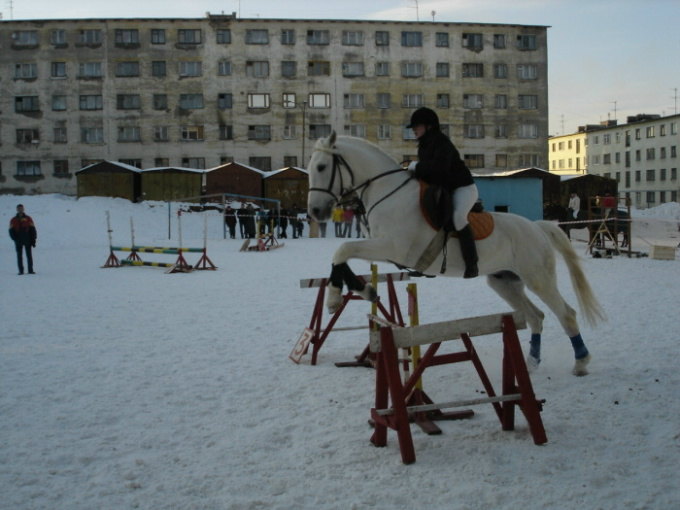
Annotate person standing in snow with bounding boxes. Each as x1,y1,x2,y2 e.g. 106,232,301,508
9,204,37,275
568,192,581,219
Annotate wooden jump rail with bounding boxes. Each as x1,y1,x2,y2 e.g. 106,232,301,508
102,212,216,273
368,311,547,464
290,267,410,366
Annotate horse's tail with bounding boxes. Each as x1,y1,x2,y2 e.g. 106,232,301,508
537,220,607,327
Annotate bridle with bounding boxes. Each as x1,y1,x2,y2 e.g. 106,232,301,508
308,147,415,222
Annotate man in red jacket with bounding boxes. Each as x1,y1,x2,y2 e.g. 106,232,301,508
9,204,37,275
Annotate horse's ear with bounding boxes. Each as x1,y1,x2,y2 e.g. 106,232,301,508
329,130,337,146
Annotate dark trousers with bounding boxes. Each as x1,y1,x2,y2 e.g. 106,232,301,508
15,242,33,273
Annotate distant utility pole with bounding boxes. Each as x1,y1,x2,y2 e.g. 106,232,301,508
410,0,420,21
673,88,678,115
610,100,617,121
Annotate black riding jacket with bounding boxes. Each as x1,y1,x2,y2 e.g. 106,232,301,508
414,129,474,192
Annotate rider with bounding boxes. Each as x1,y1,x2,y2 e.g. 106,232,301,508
406,107,479,278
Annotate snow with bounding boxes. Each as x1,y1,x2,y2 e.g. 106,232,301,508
1,194,679,510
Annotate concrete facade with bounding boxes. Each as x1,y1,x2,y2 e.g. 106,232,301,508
1,15,548,195
549,114,680,208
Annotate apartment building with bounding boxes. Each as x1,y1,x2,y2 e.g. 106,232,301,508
549,114,680,208
1,14,549,195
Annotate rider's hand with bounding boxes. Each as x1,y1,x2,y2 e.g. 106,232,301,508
407,161,417,171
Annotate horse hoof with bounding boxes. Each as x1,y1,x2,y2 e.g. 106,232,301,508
356,284,378,303
526,355,540,372
572,354,591,376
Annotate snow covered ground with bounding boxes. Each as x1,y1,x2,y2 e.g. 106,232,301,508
1,194,679,510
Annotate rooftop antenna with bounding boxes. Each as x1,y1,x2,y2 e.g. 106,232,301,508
560,114,565,134
610,100,617,121
673,88,678,115
431,10,436,22
409,0,420,21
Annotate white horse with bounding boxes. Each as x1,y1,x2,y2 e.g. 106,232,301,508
306,133,606,376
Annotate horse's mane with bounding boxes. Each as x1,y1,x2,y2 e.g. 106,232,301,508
314,134,399,166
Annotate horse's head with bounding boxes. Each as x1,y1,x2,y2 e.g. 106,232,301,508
307,131,348,221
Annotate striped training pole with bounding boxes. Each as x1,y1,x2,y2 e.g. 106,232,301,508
407,283,423,391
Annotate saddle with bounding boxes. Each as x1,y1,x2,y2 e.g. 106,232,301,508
419,181,494,240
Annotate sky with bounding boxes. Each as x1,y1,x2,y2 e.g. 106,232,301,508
3,0,679,136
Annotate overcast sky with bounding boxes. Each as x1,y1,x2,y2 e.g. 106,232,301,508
4,0,679,135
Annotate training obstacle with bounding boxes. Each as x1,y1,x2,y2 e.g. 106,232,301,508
368,311,547,464
290,266,410,366
102,211,216,273
240,232,285,252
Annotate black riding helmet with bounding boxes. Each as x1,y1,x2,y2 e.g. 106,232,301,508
406,107,440,130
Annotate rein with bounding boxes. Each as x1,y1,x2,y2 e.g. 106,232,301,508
309,148,414,230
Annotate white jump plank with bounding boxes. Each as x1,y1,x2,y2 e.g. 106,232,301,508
299,271,410,289
374,393,522,416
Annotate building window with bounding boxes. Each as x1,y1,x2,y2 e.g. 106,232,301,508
181,125,205,141
463,94,483,109
216,29,231,44
308,61,330,76
517,34,537,50
436,94,450,108
246,61,270,78
307,30,330,45
281,61,297,78
671,146,677,158
117,126,141,142
375,62,390,76
79,95,103,110
52,95,67,111
154,158,170,166
78,29,102,45
518,124,538,139
518,154,540,167
635,170,641,182
494,63,508,78
35,54,58,73
179,61,202,77
248,93,270,109
493,34,506,49
376,93,391,109
15,96,40,112
114,29,140,46
248,157,270,171
54,160,69,176
646,126,655,138
308,93,331,108
342,62,365,77
403,127,417,140
117,94,141,110
219,125,233,140
464,155,485,169
345,124,366,137
81,127,104,143
151,61,166,77
309,124,332,139
78,62,103,78
248,125,271,141
282,93,296,108
16,129,40,144
281,29,296,45
517,64,538,79
462,63,484,77
179,94,204,109
153,126,169,142
217,93,233,109
436,63,450,77
518,95,538,109
153,94,168,110
496,154,508,168
342,31,364,46
464,125,485,139
15,63,38,79
462,33,483,51
436,32,449,47
646,148,656,160
178,29,202,45
375,31,390,46
402,94,423,108
401,62,423,78
660,168,667,181
284,156,298,167
116,61,139,78
646,169,655,181
344,94,365,108
51,29,66,46
182,158,206,169
16,161,42,176
401,31,422,47
246,29,269,44
282,125,296,139
377,125,391,140
151,29,166,44
217,60,232,76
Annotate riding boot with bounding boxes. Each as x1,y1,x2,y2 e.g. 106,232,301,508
457,224,478,278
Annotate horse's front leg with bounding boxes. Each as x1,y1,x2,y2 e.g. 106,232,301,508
326,239,395,313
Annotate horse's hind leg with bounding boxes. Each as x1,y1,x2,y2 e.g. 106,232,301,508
487,271,545,371
522,273,591,376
